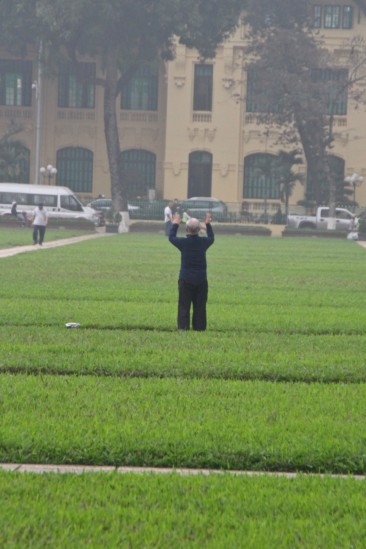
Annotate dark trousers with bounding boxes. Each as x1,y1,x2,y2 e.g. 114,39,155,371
178,279,208,331
165,221,172,236
33,225,46,244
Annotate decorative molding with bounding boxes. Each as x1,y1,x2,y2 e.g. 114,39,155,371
57,110,95,121
0,108,32,119
192,112,212,123
220,164,229,177
222,78,235,89
188,127,199,141
205,128,216,141
187,127,217,142
174,76,186,88
172,162,181,176
120,111,158,123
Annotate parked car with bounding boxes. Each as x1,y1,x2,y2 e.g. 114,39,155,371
287,206,355,231
86,198,140,214
179,197,228,221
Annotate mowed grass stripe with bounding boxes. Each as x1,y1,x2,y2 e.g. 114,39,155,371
1,374,366,473
1,471,366,548
1,326,366,382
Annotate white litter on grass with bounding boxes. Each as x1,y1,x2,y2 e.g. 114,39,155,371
65,323,80,328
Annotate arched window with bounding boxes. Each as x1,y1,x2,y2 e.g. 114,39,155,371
243,153,280,199
120,149,156,199
56,147,93,193
0,142,30,182
188,151,212,197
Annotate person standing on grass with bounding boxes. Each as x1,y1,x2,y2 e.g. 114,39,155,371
169,212,214,331
32,203,48,245
164,201,174,236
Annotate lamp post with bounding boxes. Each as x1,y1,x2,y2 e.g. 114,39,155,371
345,173,363,212
33,40,43,185
40,164,57,185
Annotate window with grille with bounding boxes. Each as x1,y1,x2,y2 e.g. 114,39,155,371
313,5,353,29
56,147,93,193
243,154,280,199
246,68,282,113
58,63,95,108
121,64,158,111
120,149,156,199
188,151,212,197
193,65,213,112
312,68,348,115
342,5,353,28
0,60,32,106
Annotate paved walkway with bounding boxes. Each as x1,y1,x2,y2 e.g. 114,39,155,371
0,463,365,479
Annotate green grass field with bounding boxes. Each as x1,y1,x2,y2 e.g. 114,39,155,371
0,231,365,547
0,226,93,248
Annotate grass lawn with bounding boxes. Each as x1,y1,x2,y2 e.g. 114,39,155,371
0,471,365,548
0,232,365,546
0,226,94,248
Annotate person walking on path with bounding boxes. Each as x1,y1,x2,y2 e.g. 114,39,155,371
164,201,173,236
32,203,48,245
169,212,214,331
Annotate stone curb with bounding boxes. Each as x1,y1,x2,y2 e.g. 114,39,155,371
0,463,365,479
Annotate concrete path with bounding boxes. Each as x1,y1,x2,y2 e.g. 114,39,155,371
0,232,110,259
0,463,365,479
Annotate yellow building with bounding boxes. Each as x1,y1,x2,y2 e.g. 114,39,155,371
0,1,365,218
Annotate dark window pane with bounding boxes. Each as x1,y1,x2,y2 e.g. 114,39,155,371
0,60,32,106
121,64,158,111
342,6,353,28
58,63,95,108
246,68,282,113
313,6,322,28
56,147,93,193
243,154,280,199
120,149,156,198
193,64,213,111
312,68,348,115
324,6,340,28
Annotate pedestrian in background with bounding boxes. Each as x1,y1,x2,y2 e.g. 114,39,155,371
164,200,173,236
32,203,48,245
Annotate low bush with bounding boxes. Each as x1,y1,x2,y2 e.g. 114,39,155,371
130,220,272,235
282,227,347,238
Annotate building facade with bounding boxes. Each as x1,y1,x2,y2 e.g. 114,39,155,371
0,1,365,218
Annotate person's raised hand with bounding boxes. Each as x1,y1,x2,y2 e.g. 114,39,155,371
173,213,181,224
204,212,212,224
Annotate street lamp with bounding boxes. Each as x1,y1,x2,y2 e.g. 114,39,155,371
40,164,57,185
345,173,363,212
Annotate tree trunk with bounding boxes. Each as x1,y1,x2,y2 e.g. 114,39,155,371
103,48,129,230
324,156,337,229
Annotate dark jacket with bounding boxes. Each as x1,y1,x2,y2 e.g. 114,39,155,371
169,223,214,284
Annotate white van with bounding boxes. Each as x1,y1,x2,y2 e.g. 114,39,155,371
0,183,99,223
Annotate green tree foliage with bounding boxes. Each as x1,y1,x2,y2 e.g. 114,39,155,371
0,0,244,216
244,0,366,218
0,139,28,182
273,150,303,216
